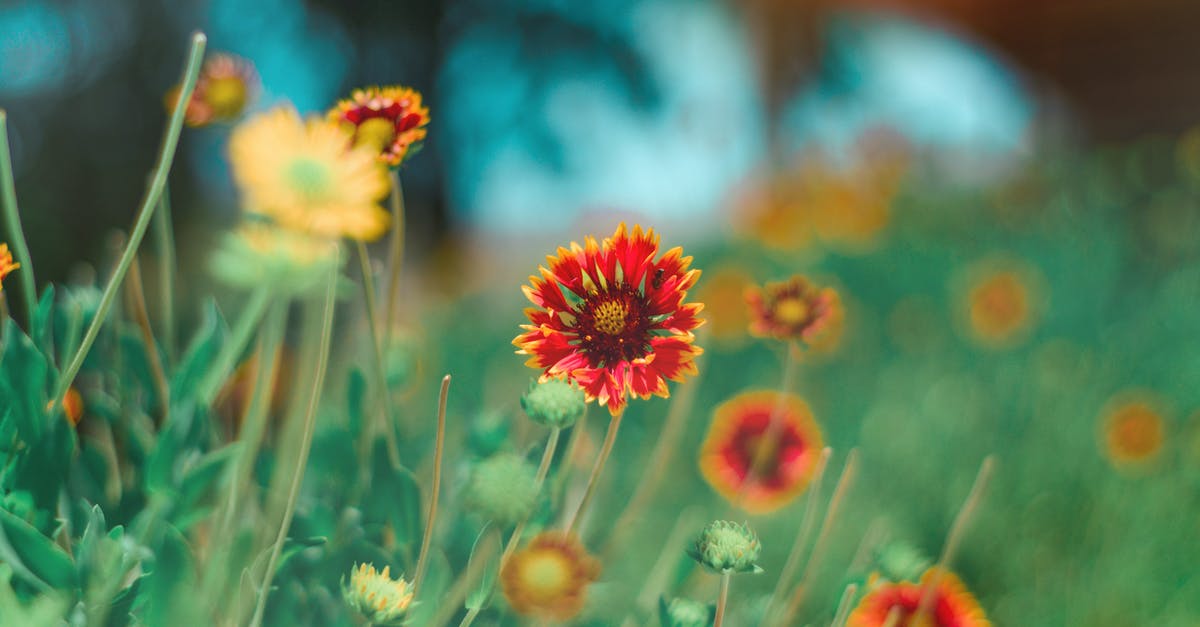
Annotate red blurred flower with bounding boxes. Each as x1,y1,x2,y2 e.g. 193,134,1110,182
166,53,258,127
514,223,704,416
699,391,824,513
746,275,842,345
327,86,430,167
848,568,990,627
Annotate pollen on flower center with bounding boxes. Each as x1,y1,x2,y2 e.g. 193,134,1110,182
523,553,571,595
204,76,248,115
285,158,333,199
592,299,629,335
774,297,809,325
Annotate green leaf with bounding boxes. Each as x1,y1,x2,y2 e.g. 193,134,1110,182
0,319,52,442
138,525,202,626
464,525,501,610
30,286,56,364
0,506,77,590
169,301,227,403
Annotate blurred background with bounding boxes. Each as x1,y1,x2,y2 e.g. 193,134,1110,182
3,0,1200,282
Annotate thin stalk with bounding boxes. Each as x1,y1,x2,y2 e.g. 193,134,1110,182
125,255,170,420
153,186,177,363
499,427,561,566
714,571,732,627
248,264,338,627
197,288,272,405
915,456,995,619
565,412,622,536
736,341,799,509
412,374,451,598
355,240,401,468
767,447,832,617
830,583,858,627
780,449,859,625
882,607,902,627
0,110,37,328
432,525,500,627
551,409,588,509
633,507,704,612
52,32,207,403
383,170,405,346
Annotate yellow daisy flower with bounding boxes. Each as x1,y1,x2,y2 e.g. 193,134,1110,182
229,107,391,241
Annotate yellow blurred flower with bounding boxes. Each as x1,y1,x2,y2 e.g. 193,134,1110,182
209,221,342,294
0,243,18,292
229,107,391,241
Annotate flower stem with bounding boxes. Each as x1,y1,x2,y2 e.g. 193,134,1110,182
830,583,858,627
249,263,338,627
779,449,858,625
714,571,732,627
565,411,622,536
499,427,561,566
767,447,831,616
383,170,405,345
915,456,994,619
197,287,272,406
0,110,36,328
355,240,402,468
51,32,207,403
153,185,177,364
413,374,451,598
125,254,170,420
736,341,799,509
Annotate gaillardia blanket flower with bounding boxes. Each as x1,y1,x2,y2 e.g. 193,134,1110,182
0,243,18,291
746,275,842,346
699,391,824,513
501,532,601,620
327,86,430,167
514,223,704,416
848,568,990,627
229,107,391,241
166,53,258,127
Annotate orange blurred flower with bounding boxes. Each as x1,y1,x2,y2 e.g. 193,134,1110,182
699,391,824,513
695,265,754,345
848,568,990,627
746,275,842,347
0,243,20,291
166,53,258,127
514,223,704,416
966,270,1031,346
1101,396,1166,467
501,532,601,620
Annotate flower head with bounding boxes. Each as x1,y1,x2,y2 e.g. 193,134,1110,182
229,107,391,241
966,269,1033,347
501,532,600,620
848,568,990,627
0,243,20,291
210,221,342,294
695,265,753,345
463,452,540,526
342,563,414,625
658,597,716,627
746,276,842,346
328,86,430,167
514,223,704,416
699,391,824,514
687,520,762,574
166,53,258,127
1101,396,1166,467
521,378,587,429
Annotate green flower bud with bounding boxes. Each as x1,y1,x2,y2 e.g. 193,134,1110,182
342,563,413,625
466,410,510,457
658,597,716,627
463,452,539,526
686,520,763,574
521,378,586,429
875,541,932,583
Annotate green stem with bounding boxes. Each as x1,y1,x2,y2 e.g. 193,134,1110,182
0,111,36,328
52,32,207,403
498,427,561,568
915,456,994,619
714,571,731,627
830,583,858,627
153,185,177,364
355,240,401,468
383,170,405,347
766,447,831,620
248,264,338,627
565,412,622,536
197,288,272,405
412,374,451,599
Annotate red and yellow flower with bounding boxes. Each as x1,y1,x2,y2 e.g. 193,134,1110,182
327,86,430,167
166,53,258,127
0,243,18,291
514,223,704,416
501,532,601,621
966,269,1032,347
746,275,842,347
848,568,990,627
699,390,824,513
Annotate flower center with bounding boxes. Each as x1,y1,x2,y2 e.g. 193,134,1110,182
775,297,809,325
285,157,333,200
355,117,398,153
521,552,571,598
592,300,629,335
204,76,248,117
